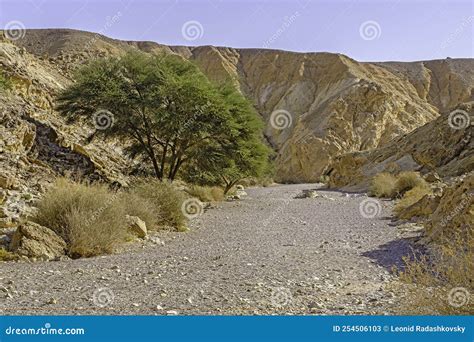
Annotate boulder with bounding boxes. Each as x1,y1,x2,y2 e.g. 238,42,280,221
424,172,441,183
295,189,319,199
126,215,147,239
236,185,245,190
235,189,247,197
10,222,67,260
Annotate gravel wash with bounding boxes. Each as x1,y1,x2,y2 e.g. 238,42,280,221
0,184,413,315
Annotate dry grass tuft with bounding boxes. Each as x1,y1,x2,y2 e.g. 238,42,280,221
130,179,187,230
370,171,429,199
397,231,474,314
0,248,18,261
369,172,397,198
33,178,131,258
394,171,427,197
394,183,432,216
185,185,224,202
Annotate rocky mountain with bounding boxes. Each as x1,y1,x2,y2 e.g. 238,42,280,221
1,29,473,204
328,102,473,191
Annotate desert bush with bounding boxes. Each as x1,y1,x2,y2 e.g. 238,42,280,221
185,185,224,202
0,72,11,91
394,183,431,215
118,191,160,230
397,231,474,314
0,248,18,261
394,171,427,197
130,179,186,230
369,172,397,198
33,178,131,258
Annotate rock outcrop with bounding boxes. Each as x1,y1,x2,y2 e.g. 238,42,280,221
9,221,67,260
327,103,473,191
424,172,473,243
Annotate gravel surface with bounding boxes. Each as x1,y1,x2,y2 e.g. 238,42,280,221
0,184,413,315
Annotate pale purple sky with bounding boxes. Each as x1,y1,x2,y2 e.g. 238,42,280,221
0,0,472,61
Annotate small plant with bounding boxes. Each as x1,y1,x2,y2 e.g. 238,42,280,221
0,248,18,261
185,185,224,202
369,172,397,198
130,179,187,230
397,231,474,314
394,171,427,197
394,183,431,216
0,72,11,92
33,178,131,258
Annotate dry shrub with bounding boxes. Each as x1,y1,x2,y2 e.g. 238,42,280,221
118,191,160,230
33,178,131,258
185,185,224,202
237,177,273,188
397,231,474,314
130,179,186,230
0,248,18,261
394,183,431,216
369,172,397,198
394,171,427,197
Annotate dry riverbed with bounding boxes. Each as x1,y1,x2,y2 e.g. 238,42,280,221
0,184,415,315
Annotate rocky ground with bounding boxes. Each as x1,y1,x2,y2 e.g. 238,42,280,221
0,184,415,315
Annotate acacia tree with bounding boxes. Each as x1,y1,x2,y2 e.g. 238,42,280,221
182,85,273,193
57,52,270,183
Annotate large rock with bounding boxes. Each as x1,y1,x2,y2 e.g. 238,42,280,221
425,173,474,242
126,215,147,239
9,222,67,260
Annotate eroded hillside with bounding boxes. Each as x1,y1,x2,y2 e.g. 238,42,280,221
2,28,474,190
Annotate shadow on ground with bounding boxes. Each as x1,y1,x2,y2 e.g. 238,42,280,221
362,238,424,272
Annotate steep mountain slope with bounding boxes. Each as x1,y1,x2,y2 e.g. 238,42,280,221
327,102,473,191
4,29,474,186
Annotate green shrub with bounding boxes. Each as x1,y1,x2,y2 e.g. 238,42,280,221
0,72,11,91
130,179,186,230
0,248,18,261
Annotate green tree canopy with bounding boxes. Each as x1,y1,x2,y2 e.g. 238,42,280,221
57,52,271,187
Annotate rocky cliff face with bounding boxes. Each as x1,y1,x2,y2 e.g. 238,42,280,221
2,28,474,191
327,102,473,191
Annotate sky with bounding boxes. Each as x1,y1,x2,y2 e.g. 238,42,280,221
0,0,472,62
